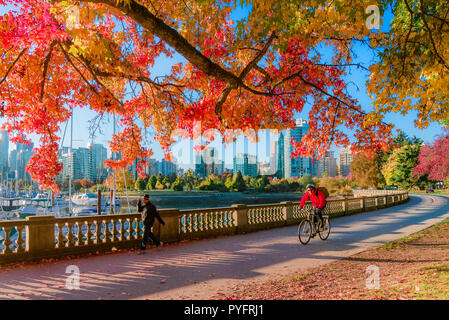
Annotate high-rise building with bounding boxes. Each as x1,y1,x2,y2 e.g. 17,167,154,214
258,161,271,176
338,147,353,177
277,132,285,178
88,143,108,183
195,147,221,177
317,151,337,178
0,131,9,180
8,149,17,172
145,158,157,177
72,147,91,180
233,153,258,177
15,142,34,181
267,140,278,176
284,119,317,178
157,159,177,176
59,146,94,182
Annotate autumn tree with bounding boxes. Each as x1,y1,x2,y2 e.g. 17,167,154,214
368,0,449,129
72,179,82,192
350,154,382,188
414,134,449,183
104,169,134,191
0,0,395,191
79,177,94,189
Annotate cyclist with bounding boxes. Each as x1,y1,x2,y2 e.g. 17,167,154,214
299,184,326,232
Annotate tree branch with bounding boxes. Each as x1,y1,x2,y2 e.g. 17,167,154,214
214,32,277,120
40,41,57,102
57,41,98,93
418,0,449,72
0,48,27,87
52,0,245,87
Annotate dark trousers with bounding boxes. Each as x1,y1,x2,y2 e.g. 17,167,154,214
313,206,324,226
141,225,161,249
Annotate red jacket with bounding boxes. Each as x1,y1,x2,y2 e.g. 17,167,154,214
300,189,326,209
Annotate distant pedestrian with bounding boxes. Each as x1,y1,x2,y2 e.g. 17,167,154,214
137,194,165,254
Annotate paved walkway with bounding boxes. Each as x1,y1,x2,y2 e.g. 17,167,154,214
1,194,448,300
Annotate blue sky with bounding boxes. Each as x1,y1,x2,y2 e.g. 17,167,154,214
0,3,445,169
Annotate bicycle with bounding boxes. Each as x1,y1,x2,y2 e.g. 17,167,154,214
298,208,331,245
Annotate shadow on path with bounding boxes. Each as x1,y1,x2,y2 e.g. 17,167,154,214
0,194,448,300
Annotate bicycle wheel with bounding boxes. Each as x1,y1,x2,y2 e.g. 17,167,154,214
318,217,331,241
298,219,312,245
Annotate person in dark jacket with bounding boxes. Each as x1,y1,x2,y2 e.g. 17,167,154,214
137,194,165,253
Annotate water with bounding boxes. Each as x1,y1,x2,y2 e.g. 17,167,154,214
1,192,302,250
118,192,303,211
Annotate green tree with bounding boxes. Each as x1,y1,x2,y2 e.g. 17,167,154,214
171,177,184,191
182,169,195,191
135,178,147,191
147,176,157,190
198,175,228,192
162,176,170,189
298,175,314,189
157,173,164,184
383,144,427,189
256,175,270,192
227,171,247,192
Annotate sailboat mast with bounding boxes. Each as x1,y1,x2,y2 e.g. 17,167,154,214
68,109,73,214
112,113,116,214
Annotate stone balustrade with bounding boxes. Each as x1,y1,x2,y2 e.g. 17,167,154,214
0,192,409,265
352,189,407,197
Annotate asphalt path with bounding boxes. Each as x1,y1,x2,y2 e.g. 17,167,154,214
0,193,448,300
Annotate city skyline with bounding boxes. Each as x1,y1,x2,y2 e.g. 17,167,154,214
0,118,348,186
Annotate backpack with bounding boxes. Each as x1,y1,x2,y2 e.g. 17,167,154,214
317,187,329,199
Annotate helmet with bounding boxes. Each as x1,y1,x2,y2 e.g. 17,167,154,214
306,184,315,190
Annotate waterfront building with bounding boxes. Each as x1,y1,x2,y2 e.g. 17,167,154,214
195,147,222,177
338,146,353,177
15,142,34,181
88,142,108,183
284,119,317,178
0,131,9,180
59,144,104,182
72,147,91,180
233,153,258,177
258,161,272,176
277,132,285,178
157,159,177,176
317,151,337,178
145,158,157,177
8,149,17,172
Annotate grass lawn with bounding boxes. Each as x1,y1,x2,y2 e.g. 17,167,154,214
216,217,449,300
